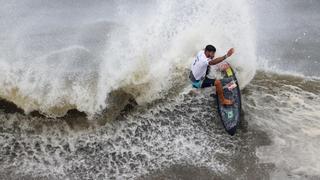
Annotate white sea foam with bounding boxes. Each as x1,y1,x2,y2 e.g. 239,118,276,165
0,0,256,117
244,75,320,178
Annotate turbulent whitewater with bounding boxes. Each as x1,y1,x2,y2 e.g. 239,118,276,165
0,0,255,117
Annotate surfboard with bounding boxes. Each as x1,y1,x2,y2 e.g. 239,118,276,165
216,64,241,136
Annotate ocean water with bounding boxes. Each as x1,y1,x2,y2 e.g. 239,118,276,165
0,0,319,179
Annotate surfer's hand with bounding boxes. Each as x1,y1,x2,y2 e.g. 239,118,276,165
226,48,235,57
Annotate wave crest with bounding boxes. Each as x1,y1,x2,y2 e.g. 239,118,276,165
0,0,256,117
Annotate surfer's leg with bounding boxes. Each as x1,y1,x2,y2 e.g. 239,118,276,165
215,80,233,105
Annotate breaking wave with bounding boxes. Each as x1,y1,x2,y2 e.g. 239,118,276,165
0,0,256,117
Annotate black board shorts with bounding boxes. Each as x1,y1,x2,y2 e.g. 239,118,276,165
201,77,216,88
189,71,215,89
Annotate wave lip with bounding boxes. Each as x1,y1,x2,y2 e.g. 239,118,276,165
0,0,256,117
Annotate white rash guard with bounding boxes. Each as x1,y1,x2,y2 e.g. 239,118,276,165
191,50,210,80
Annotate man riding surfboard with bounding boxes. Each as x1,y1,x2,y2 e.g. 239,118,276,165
189,45,235,105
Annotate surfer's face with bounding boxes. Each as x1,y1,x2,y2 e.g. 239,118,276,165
207,51,215,59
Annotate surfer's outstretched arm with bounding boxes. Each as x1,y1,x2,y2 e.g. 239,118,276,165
209,48,235,65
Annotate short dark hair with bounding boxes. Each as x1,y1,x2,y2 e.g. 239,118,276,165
205,45,216,52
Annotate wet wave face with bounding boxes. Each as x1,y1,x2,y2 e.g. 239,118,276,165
243,72,320,179
0,80,270,179
0,72,319,179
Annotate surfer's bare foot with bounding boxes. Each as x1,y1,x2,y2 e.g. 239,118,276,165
222,99,233,105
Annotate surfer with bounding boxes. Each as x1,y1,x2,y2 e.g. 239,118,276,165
189,45,235,105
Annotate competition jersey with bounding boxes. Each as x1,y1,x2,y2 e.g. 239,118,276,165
191,50,210,80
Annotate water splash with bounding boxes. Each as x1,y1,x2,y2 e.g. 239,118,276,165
0,0,256,117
